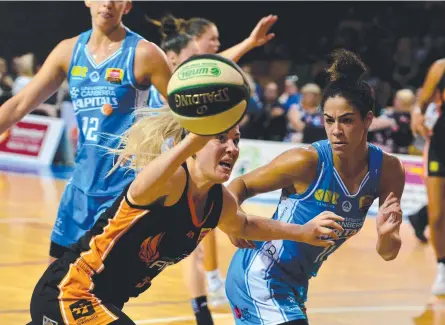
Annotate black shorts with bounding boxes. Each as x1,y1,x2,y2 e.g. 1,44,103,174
428,114,445,178
30,258,134,325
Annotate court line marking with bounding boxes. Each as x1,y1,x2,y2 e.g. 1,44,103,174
134,305,445,324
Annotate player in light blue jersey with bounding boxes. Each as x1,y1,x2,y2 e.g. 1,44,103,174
225,50,406,325
0,1,172,262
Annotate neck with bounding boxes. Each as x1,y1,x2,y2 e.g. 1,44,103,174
333,140,368,177
90,22,126,46
186,161,214,201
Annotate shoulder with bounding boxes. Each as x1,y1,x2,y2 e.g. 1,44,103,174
135,40,166,63
279,145,319,169
51,36,79,70
379,151,405,189
263,145,319,184
56,36,79,56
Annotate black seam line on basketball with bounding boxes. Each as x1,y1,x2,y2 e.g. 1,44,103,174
168,82,248,95
174,100,248,136
170,99,247,120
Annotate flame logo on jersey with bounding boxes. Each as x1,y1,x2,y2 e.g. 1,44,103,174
139,232,165,265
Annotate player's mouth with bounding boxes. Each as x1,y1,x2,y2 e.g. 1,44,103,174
332,141,347,150
99,11,113,19
218,160,233,173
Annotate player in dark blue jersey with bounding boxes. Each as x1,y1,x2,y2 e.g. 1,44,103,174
226,50,406,325
28,105,343,325
0,1,172,263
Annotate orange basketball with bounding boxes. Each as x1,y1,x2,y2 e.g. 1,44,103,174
102,104,113,116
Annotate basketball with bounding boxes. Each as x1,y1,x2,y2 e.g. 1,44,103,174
167,54,250,135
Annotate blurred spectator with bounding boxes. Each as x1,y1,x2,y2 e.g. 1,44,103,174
12,53,36,95
286,83,325,143
279,75,301,112
0,57,13,104
370,88,415,153
244,81,287,141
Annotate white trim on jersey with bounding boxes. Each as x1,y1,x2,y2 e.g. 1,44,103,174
333,168,370,197
244,163,325,324
83,47,123,70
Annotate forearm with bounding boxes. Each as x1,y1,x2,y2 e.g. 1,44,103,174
0,96,27,134
376,232,401,261
239,214,302,241
136,137,202,190
219,39,254,63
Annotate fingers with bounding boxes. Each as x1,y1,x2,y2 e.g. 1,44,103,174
321,220,344,232
313,239,335,248
322,213,345,223
318,227,339,240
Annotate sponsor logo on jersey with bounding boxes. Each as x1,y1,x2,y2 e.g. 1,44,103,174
89,71,100,83
69,299,95,321
186,231,195,239
359,195,374,212
342,200,352,212
430,161,439,173
233,305,251,320
71,66,88,78
314,189,339,206
139,233,165,265
105,68,124,84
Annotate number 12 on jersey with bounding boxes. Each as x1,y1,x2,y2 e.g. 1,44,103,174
82,117,99,141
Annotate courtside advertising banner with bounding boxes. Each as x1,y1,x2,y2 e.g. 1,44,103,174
0,115,64,166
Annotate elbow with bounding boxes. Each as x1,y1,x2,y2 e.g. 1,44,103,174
377,243,401,261
379,251,399,261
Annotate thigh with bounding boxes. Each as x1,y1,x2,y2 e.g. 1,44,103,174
226,252,308,325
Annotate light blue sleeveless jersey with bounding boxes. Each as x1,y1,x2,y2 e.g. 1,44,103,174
68,28,149,196
226,140,383,324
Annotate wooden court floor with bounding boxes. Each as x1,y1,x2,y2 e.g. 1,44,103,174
1,171,445,325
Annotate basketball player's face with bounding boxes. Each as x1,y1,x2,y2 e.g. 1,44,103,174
323,96,372,157
195,126,240,183
196,25,221,54
86,1,131,29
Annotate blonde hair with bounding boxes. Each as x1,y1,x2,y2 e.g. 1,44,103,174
109,107,185,174
395,89,415,106
301,83,321,95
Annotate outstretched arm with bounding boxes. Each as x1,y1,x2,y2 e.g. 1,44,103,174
218,187,344,247
375,153,405,261
0,38,74,134
219,15,277,63
128,133,209,206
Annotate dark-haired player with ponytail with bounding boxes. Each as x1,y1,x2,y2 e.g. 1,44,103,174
225,50,405,325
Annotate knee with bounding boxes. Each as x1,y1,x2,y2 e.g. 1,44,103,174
428,209,445,230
